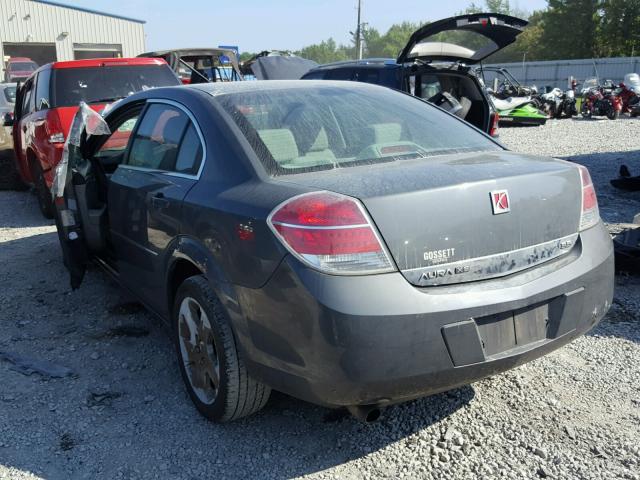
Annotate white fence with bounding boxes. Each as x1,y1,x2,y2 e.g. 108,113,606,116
482,57,640,89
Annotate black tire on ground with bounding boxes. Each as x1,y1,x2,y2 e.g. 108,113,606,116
173,275,271,422
607,108,620,120
0,149,27,191
31,160,54,219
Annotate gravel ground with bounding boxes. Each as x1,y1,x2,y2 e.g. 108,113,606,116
0,120,639,480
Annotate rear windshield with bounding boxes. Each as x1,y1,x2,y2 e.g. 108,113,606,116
218,85,499,176
9,62,37,72
51,65,179,108
4,86,16,104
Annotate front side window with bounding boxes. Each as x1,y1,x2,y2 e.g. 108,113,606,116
127,103,202,174
218,84,499,176
35,68,51,110
96,115,140,162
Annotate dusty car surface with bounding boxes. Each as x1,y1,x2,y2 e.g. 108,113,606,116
54,80,614,423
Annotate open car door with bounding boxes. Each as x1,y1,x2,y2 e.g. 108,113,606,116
52,104,111,289
397,13,528,65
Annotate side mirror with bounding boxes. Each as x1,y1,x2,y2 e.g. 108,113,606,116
2,112,14,127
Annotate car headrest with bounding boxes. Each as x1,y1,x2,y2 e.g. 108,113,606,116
257,129,299,164
370,123,402,144
308,128,329,152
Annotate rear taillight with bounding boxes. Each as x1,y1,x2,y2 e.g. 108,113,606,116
46,110,66,144
578,165,599,231
268,191,395,274
489,112,500,137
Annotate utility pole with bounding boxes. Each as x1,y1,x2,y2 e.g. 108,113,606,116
355,0,362,60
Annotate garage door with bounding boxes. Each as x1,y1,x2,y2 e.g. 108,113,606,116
2,42,57,68
74,43,123,60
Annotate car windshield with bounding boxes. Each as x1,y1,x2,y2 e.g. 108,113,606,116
51,65,179,107
4,86,16,103
218,84,499,176
9,62,37,71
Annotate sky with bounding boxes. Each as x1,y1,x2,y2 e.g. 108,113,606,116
67,0,548,54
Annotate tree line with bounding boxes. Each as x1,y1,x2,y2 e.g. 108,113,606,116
240,0,640,65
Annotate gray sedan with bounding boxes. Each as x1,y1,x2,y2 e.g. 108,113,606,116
55,81,614,422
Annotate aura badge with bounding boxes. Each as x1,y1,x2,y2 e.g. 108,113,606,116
490,190,510,215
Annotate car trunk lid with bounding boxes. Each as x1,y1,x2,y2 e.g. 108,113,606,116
275,150,582,286
397,13,528,65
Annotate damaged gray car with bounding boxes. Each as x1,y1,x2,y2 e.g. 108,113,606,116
53,81,614,422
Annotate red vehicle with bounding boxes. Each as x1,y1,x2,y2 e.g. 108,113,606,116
6,58,181,218
580,80,623,120
3,57,38,83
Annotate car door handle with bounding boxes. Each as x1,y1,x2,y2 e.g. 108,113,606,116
150,193,169,209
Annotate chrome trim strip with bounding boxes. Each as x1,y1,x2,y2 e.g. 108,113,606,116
271,221,371,230
402,233,579,287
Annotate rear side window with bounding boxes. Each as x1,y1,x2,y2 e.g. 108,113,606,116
302,71,326,80
326,69,355,81
174,125,203,175
354,70,379,84
51,65,180,108
127,103,202,174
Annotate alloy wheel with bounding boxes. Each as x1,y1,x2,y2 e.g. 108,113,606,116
178,296,220,405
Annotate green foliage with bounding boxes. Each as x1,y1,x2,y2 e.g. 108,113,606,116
295,38,354,64
293,0,640,66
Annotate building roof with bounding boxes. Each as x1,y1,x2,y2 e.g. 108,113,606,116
31,0,146,24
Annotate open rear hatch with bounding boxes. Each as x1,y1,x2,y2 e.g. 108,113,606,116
397,13,528,65
280,151,582,287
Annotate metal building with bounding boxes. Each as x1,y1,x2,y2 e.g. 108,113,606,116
1,0,145,74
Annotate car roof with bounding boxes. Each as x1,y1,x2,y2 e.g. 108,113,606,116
8,57,33,63
49,58,167,70
310,59,400,70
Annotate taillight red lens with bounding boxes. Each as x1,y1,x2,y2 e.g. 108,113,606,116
490,112,500,137
578,165,599,231
268,192,395,274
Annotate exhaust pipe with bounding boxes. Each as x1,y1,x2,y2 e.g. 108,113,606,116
347,405,382,423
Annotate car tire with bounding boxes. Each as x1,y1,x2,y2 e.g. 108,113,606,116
0,149,27,191
607,108,620,120
31,160,54,219
173,275,270,422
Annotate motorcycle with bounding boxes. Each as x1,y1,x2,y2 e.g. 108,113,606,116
478,66,548,126
541,87,577,119
581,80,622,120
618,81,640,116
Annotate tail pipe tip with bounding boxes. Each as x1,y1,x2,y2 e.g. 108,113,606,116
347,405,382,423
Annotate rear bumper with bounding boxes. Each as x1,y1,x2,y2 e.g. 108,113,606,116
234,223,614,407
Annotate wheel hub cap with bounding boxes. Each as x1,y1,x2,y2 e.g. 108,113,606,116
178,297,220,405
